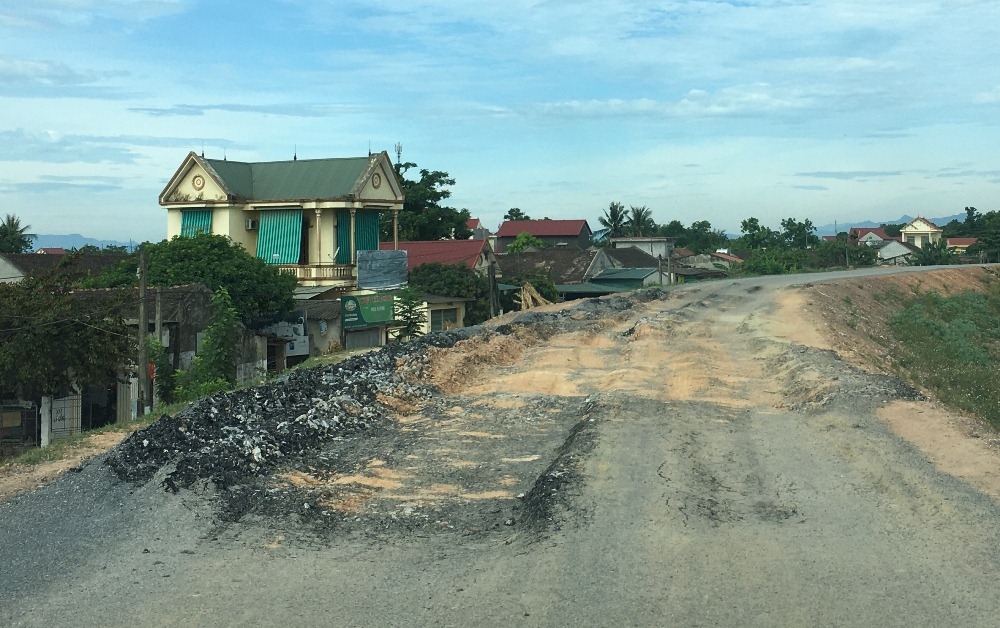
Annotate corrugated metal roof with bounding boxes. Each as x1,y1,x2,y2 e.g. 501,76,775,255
204,156,372,201
593,268,657,281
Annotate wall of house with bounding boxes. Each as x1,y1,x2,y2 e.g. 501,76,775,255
306,317,344,355
610,239,672,260
422,301,467,334
361,161,401,202
0,257,24,283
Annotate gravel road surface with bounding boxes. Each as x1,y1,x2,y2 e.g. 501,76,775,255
3,267,1000,627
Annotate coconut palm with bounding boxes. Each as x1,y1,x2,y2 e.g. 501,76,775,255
599,202,628,238
627,205,656,237
0,213,35,254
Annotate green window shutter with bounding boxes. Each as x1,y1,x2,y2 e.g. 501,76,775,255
256,209,303,264
335,210,351,264
180,210,212,237
355,210,380,252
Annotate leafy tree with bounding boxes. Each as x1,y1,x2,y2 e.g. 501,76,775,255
738,217,780,250
780,217,819,248
408,262,491,325
504,208,531,221
686,220,730,253
0,213,35,254
87,234,296,322
71,244,131,255
506,231,545,253
881,223,905,238
598,202,627,238
148,336,176,405
627,205,656,237
0,272,131,397
656,219,689,248
173,288,241,401
393,285,426,341
968,211,1000,262
909,238,955,266
388,162,472,241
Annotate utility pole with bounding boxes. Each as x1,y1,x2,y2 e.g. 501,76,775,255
154,286,162,408
137,249,150,417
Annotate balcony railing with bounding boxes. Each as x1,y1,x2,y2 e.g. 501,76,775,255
278,264,356,283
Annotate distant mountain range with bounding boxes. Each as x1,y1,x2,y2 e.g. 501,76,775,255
31,234,138,252
814,213,965,236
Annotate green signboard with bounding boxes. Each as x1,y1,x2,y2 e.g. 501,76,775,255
342,293,395,329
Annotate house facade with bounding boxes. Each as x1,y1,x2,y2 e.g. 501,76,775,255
609,237,674,260
900,217,943,249
159,151,404,290
847,227,894,246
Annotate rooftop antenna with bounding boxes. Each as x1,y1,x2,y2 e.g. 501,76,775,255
201,142,204,158
394,142,402,166
223,147,227,161
293,144,297,161
368,140,372,157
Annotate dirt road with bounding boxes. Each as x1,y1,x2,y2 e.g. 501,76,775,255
4,267,1000,626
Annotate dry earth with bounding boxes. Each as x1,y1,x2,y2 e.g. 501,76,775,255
7,266,1000,627
2,266,999,509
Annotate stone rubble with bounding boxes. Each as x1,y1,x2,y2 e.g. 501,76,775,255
105,328,480,493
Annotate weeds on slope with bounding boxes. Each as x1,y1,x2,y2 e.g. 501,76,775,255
890,285,1000,428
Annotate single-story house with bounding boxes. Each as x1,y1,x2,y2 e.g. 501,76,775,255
378,239,497,275
848,227,896,246
947,237,978,254
876,240,921,265
467,218,491,240
609,237,675,261
495,219,592,253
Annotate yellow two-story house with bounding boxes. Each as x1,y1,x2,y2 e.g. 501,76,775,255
899,216,943,249
159,150,404,290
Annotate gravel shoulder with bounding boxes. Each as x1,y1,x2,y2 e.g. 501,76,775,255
4,266,1000,626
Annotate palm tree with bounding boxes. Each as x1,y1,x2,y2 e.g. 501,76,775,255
0,213,35,254
627,205,656,237
599,202,627,238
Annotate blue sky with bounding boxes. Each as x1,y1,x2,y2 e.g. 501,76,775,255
2,0,999,242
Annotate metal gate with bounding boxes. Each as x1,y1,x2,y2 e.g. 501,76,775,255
0,402,39,455
50,395,82,442
345,327,383,350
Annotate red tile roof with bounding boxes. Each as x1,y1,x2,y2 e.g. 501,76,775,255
496,219,590,238
711,252,743,263
847,227,891,240
466,218,482,230
947,237,978,246
379,240,489,271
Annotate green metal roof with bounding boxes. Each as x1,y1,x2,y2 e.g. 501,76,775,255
592,268,657,282
204,156,372,201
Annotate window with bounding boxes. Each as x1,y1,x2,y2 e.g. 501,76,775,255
431,308,459,332
180,210,212,237
257,209,303,264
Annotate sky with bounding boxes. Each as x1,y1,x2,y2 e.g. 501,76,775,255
2,0,999,243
